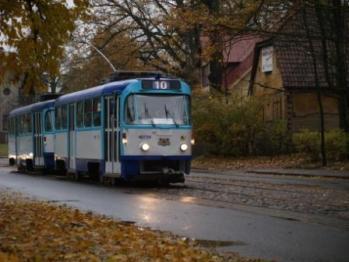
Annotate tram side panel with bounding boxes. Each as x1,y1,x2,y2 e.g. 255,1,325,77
54,131,68,171
7,117,16,164
75,129,103,173
42,109,55,170
43,133,55,169
8,134,16,165
17,134,33,167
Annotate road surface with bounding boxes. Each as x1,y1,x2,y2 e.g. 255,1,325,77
0,166,348,262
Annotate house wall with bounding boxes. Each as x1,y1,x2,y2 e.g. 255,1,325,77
252,45,287,122
226,50,255,97
229,70,251,98
290,92,340,132
0,72,20,143
252,45,340,132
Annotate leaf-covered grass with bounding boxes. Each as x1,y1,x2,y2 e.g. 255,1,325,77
192,155,305,170
0,143,8,157
0,191,262,262
192,154,349,171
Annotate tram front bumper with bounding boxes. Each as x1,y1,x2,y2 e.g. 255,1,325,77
120,155,191,182
134,170,185,183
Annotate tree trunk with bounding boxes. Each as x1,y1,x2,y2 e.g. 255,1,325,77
302,2,327,166
332,0,349,132
202,0,223,90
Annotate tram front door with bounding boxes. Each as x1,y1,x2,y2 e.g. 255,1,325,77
33,112,44,167
104,95,121,175
68,103,76,170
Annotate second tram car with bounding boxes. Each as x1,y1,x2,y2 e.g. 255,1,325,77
8,100,55,170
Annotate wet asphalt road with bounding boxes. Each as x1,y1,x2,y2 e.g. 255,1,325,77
0,166,348,262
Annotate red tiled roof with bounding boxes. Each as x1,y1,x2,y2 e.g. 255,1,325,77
223,35,262,63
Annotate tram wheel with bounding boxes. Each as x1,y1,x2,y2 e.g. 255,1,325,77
73,171,81,181
9,158,15,166
26,159,34,172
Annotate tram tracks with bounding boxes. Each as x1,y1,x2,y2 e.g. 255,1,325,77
158,175,349,219
187,176,323,195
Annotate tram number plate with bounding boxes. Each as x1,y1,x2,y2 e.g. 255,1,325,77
142,80,180,90
158,138,170,146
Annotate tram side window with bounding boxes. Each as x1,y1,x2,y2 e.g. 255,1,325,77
55,107,61,130
18,116,22,134
77,102,84,128
8,118,14,135
25,114,29,133
8,118,12,135
61,105,67,129
84,99,92,127
44,111,53,132
93,98,101,126
20,114,31,134
55,106,68,130
11,118,16,135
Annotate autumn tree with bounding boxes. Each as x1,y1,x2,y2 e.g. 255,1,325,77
62,29,150,92
0,0,88,94
75,0,273,89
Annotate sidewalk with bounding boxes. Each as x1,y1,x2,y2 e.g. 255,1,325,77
246,168,349,179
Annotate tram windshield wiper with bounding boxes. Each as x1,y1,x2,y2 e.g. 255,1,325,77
144,103,155,127
164,104,178,127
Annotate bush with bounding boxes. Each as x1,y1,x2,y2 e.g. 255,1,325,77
293,129,349,161
324,129,348,161
293,130,320,161
192,95,289,157
255,120,290,156
192,94,349,160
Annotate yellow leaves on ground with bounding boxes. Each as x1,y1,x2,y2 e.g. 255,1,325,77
0,191,226,261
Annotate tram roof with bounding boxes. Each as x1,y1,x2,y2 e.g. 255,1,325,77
55,79,136,106
9,99,55,117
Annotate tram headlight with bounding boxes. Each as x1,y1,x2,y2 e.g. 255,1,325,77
122,133,128,144
141,143,150,152
180,143,188,152
191,138,195,145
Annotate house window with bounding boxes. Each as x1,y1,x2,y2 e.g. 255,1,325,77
201,64,210,88
261,46,273,73
272,99,282,120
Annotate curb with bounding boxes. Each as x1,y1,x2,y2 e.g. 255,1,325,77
246,170,349,180
192,167,349,180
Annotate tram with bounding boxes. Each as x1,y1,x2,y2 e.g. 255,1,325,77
8,72,193,183
8,99,56,170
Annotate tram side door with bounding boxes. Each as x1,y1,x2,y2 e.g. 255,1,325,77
68,104,76,170
33,112,44,166
104,96,121,175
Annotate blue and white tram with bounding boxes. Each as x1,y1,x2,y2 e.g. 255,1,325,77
8,100,55,170
54,74,193,183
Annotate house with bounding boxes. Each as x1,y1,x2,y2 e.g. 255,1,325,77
201,34,262,96
0,71,21,143
248,7,349,132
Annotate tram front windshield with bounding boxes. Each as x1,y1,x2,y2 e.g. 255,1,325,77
125,94,190,125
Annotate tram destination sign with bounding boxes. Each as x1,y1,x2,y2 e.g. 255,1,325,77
141,80,181,90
